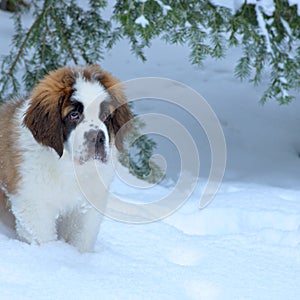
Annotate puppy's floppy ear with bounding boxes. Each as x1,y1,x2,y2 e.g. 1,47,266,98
89,65,132,151
23,67,76,157
108,89,132,151
24,94,64,157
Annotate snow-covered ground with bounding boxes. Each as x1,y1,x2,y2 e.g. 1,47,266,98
1,5,300,300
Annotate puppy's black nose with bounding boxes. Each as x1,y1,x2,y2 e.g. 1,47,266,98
96,130,105,145
84,129,105,145
95,130,107,163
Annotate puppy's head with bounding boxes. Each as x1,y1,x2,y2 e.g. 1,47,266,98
23,65,132,162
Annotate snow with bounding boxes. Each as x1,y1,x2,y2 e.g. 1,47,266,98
211,0,276,53
288,0,300,15
154,0,172,15
135,0,172,15
185,21,192,28
210,0,299,57
209,0,237,13
253,1,274,53
1,6,300,300
135,15,149,28
210,0,276,15
280,17,292,37
247,0,275,16
211,0,300,16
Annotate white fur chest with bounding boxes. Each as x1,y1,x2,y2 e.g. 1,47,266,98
10,127,82,214
8,119,114,251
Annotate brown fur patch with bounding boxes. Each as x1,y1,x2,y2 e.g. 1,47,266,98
0,99,24,196
23,67,76,157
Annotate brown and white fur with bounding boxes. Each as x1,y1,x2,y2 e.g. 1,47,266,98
0,65,131,252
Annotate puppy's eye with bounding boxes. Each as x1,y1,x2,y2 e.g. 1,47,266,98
69,111,80,120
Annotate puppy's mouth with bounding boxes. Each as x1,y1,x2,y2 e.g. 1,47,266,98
78,149,108,165
94,130,108,163
76,129,109,164
95,148,108,163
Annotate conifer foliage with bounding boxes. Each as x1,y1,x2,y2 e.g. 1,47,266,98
1,0,300,104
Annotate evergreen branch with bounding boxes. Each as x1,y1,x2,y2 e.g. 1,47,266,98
0,15,41,94
2,0,300,106
51,11,79,65
0,0,55,95
35,17,49,84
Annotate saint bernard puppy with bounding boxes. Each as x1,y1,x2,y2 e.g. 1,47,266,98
0,65,132,252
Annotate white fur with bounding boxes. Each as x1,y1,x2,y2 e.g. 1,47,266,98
71,77,110,164
9,76,115,252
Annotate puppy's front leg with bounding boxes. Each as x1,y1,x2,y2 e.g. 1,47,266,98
59,204,103,252
11,201,58,245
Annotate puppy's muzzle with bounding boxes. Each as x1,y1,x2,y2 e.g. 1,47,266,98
84,129,108,163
